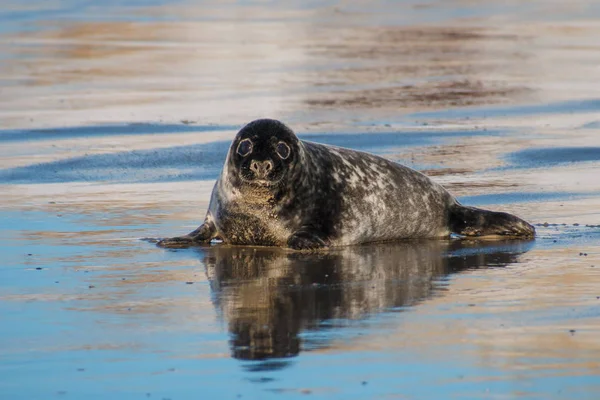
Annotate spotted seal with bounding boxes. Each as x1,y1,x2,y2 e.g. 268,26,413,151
157,119,535,250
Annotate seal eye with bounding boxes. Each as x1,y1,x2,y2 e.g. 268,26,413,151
276,142,290,159
237,139,253,157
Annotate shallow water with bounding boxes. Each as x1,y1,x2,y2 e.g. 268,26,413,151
2,1,600,399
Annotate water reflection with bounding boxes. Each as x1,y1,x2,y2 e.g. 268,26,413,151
197,239,533,364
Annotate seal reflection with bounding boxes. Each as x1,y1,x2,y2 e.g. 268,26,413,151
197,239,533,364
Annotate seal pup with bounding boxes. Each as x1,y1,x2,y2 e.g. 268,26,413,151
158,119,535,250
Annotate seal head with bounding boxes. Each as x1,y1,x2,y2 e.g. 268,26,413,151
226,119,302,189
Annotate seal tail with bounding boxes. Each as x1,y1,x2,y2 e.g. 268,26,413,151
449,204,535,238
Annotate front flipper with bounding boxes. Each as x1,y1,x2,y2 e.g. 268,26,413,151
157,221,216,248
287,230,328,250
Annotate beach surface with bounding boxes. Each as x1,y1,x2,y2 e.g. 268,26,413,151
1,1,600,399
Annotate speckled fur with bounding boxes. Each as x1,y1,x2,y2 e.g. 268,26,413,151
158,119,535,249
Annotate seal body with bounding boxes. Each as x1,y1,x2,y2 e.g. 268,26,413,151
158,119,535,250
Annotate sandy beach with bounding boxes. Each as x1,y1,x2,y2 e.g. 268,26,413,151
1,1,599,399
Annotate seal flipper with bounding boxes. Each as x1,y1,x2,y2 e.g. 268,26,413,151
449,204,535,238
157,221,216,248
287,230,328,250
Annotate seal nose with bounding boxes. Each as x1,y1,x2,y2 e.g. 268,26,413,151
250,159,273,178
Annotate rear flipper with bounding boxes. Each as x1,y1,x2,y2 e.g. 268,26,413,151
157,221,216,248
449,204,535,238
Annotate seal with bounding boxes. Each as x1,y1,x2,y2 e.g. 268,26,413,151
157,119,535,250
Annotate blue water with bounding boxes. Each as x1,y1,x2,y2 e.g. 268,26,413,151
2,205,599,399
458,191,594,206
1,121,599,399
0,124,237,143
508,147,600,169
0,0,186,35
410,98,600,120
1,117,599,399
0,126,502,184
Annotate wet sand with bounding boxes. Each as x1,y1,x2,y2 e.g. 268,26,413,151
1,1,600,399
